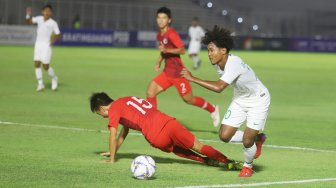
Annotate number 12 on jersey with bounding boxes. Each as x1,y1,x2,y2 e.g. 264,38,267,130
126,97,153,115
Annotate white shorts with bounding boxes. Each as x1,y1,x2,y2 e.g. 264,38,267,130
222,93,271,131
188,40,201,54
34,42,52,64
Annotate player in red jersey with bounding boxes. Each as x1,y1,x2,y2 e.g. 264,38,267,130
146,7,220,127
90,92,241,169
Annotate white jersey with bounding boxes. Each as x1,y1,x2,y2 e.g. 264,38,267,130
188,25,204,42
213,54,269,102
32,16,60,43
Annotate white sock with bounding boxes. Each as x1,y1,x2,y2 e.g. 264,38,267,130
192,56,200,65
243,143,256,168
35,68,43,85
229,130,244,143
47,67,56,78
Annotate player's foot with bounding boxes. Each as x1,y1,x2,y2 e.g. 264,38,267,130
239,166,253,177
204,158,220,167
254,133,267,159
51,76,58,91
226,160,243,171
36,84,45,92
210,105,220,127
193,60,201,70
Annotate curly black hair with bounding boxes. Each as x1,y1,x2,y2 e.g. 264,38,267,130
157,6,171,18
42,4,53,11
202,25,234,52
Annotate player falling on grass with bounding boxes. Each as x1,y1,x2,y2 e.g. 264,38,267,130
146,7,220,127
181,26,271,177
26,4,60,91
188,17,205,70
90,92,241,169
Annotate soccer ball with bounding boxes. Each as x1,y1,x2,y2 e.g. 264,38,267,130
131,155,156,179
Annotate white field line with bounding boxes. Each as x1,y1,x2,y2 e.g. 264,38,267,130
175,177,336,188
0,120,335,153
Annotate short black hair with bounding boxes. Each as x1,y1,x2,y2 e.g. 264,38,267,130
202,25,234,52
157,7,171,18
42,4,52,11
89,92,114,112
192,17,199,21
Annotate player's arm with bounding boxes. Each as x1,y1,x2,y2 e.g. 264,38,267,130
116,126,129,151
50,34,61,45
181,68,229,93
25,7,33,24
154,53,164,72
159,42,185,55
107,126,118,163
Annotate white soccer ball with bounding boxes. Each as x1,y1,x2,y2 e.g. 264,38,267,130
131,155,156,179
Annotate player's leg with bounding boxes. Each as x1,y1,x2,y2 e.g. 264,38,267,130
174,78,220,127
191,138,229,164
34,61,44,91
172,146,206,163
41,45,58,90
188,41,201,70
146,72,171,108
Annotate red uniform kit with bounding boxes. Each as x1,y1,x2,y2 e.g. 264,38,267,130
108,96,195,151
154,28,192,96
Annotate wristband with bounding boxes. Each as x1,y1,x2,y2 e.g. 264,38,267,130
26,14,31,19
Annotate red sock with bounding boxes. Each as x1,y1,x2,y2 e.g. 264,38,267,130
146,97,157,108
172,146,206,163
200,145,228,164
193,96,215,113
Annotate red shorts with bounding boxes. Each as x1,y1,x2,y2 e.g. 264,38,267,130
149,120,195,152
153,72,192,96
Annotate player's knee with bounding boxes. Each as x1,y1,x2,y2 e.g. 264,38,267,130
183,98,193,104
34,61,41,68
43,64,49,70
242,138,254,148
218,132,231,143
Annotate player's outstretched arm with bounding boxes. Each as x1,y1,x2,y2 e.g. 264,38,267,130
116,127,129,151
25,7,33,24
106,127,118,163
181,68,229,93
154,54,163,72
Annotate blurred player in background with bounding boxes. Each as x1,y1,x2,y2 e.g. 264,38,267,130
146,7,220,127
90,92,241,170
181,26,270,177
26,5,60,91
188,17,205,70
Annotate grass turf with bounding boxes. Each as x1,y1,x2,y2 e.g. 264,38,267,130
0,46,336,187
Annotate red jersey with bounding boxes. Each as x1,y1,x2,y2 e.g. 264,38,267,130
108,96,175,141
157,27,185,78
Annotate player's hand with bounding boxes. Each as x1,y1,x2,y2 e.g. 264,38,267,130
158,42,167,54
154,63,161,72
99,152,110,157
181,68,193,81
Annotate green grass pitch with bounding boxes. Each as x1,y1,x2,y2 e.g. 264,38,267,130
0,46,336,187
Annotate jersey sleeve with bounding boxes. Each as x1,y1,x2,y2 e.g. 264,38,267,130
32,16,42,24
220,60,244,84
107,107,121,129
53,22,61,35
169,30,184,48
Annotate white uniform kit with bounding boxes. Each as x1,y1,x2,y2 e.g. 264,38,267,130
32,16,60,64
213,55,270,131
188,25,204,54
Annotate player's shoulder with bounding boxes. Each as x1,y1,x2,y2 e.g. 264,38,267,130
228,54,243,64
168,27,179,35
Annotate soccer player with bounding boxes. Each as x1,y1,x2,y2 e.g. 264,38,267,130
146,7,220,127
26,5,60,91
188,17,205,70
90,92,241,169
181,26,271,177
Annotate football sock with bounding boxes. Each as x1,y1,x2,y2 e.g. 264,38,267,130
172,146,205,163
192,56,200,65
47,67,56,78
230,130,244,142
193,96,215,113
146,97,157,108
200,145,228,164
243,143,256,168
35,68,43,85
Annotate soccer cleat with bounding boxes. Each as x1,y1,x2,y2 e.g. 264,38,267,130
210,105,220,127
51,76,58,91
239,166,253,177
254,133,267,159
36,84,45,92
226,160,243,171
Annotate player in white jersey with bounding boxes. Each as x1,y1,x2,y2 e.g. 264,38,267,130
181,26,270,177
188,17,205,70
26,5,61,91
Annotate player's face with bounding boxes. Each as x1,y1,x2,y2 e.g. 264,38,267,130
95,107,108,118
192,20,198,27
207,42,227,65
156,13,171,29
42,8,52,19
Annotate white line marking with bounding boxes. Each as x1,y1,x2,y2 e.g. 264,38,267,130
0,120,335,153
175,177,336,188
